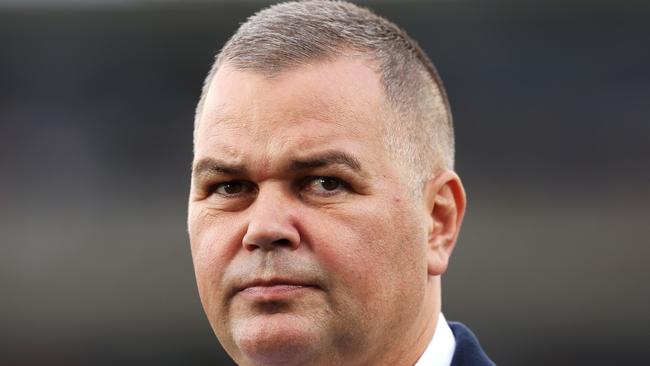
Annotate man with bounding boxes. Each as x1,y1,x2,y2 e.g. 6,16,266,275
187,1,494,365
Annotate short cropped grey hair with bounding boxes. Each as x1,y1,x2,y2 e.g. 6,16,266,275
194,0,455,188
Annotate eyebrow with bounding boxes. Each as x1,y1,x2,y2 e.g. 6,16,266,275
192,158,246,178
191,151,364,178
291,151,362,173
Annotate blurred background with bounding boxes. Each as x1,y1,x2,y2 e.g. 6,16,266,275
1,0,649,365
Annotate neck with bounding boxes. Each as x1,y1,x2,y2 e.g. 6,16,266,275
361,276,442,366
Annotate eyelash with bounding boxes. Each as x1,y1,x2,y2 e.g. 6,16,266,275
209,176,348,198
210,181,255,197
301,176,347,196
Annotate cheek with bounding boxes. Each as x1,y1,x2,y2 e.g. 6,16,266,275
189,206,242,262
188,207,243,307
304,199,428,311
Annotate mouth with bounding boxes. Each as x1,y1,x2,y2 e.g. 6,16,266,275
236,279,318,301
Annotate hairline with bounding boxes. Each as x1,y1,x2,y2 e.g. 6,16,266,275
194,51,452,142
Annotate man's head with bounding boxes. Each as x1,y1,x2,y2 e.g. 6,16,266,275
194,0,454,189
188,1,466,365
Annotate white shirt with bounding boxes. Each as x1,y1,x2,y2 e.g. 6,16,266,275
414,313,456,366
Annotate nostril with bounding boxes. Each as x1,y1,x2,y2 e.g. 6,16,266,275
243,234,297,251
272,238,292,246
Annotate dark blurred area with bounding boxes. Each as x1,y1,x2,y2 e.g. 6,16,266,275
1,0,649,365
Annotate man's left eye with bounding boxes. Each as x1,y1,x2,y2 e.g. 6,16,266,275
304,176,346,195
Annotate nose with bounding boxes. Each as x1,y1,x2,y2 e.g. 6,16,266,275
242,186,301,251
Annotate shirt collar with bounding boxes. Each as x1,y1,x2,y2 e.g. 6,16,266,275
414,312,456,366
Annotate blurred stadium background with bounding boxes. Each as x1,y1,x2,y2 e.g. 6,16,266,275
1,0,649,365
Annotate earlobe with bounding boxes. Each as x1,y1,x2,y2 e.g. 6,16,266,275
424,170,467,276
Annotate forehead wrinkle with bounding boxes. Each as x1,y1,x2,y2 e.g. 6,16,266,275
299,80,374,139
197,108,384,180
266,69,374,137
201,101,250,133
193,142,246,168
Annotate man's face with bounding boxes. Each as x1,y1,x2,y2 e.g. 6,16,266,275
188,58,433,365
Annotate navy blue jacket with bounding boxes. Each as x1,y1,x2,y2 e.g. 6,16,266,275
448,322,495,366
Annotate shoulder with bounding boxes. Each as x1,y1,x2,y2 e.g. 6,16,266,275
448,321,496,366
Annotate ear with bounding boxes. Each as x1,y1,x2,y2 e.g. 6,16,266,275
423,170,467,276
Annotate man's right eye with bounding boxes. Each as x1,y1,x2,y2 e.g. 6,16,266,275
213,181,254,196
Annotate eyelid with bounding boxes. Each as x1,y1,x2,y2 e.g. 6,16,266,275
211,180,257,196
300,176,349,196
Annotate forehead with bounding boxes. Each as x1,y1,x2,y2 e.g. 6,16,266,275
195,58,388,155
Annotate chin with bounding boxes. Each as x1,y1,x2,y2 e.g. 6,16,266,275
232,313,322,365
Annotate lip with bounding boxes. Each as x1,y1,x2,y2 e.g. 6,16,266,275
236,279,316,301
